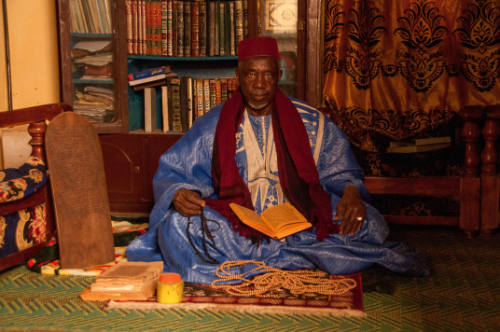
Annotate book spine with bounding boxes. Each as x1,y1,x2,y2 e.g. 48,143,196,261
125,0,134,54
195,78,204,118
224,1,231,56
220,77,228,103
229,0,235,56
128,66,170,81
155,0,163,55
171,0,177,56
242,0,247,37
234,0,243,48
175,0,184,57
218,1,225,56
215,78,222,105
183,1,191,56
132,0,138,54
191,0,200,57
161,0,167,55
208,1,216,56
168,78,183,132
166,0,173,56
186,76,194,128
180,77,189,132
214,0,219,56
209,79,217,109
198,0,207,57
203,78,211,113
161,85,169,132
144,87,157,132
145,0,152,55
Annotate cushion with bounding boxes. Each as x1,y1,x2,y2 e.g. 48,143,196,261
0,156,47,203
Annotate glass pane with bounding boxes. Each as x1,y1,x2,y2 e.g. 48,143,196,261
257,0,298,97
69,0,115,124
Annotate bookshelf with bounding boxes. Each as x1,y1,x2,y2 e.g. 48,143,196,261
56,0,316,212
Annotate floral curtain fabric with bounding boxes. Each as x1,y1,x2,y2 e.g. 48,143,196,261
323,0,499,152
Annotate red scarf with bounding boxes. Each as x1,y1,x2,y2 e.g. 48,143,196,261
205,89,339,241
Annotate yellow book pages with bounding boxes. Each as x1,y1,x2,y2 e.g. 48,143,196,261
229,202,312,239
261,203,312,239
229,203,275,238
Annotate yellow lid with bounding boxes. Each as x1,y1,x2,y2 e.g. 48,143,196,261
160,273,182,284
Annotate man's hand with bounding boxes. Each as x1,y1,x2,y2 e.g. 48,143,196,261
172,189,205,217
334,185,366,236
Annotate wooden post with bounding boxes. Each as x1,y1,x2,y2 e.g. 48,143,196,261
459,106,482,238
481,106,500,235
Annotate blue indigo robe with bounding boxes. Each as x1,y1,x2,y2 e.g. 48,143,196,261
126,98,429,283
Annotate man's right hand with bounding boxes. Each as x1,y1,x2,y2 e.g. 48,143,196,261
172,189,206,217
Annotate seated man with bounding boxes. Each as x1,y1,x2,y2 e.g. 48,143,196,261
126,37,429,283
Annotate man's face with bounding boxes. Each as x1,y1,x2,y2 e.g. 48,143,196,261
236,56,282,115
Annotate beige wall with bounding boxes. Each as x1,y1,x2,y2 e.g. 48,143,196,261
0,0,60,167
4,0,60,109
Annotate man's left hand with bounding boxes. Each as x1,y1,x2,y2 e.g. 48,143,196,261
334,185,367,236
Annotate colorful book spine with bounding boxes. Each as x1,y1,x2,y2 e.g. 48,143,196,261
128,66,171,81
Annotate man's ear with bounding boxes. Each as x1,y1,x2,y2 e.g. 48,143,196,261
235,68,240,80
278,69,283,81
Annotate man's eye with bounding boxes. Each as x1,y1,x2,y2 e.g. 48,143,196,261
247,72,256,78
264,73,273,80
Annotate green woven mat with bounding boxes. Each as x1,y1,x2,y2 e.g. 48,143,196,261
1,226,499,331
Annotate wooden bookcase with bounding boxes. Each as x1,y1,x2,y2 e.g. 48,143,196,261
56,0,318,212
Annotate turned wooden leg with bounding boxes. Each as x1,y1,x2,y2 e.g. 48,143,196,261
481,106,500,235
459,107,482,237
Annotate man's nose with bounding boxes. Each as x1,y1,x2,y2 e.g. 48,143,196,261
254,73,266,87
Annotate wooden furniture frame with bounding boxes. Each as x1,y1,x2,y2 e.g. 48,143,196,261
0,103,70,271
363,107,483,238
480,105,500,235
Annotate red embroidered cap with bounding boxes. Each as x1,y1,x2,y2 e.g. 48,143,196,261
237,36,280,61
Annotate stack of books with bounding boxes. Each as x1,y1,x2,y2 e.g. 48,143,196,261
128,66,178,89
80,261,164,301
73,86,115,123
386,136,452,153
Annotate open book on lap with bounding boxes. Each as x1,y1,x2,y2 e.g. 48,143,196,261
229,202,312,240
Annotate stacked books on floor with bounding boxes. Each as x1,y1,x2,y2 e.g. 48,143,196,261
129,66,237,133
386,136,452,153
80,261,164,301
125,0,248,57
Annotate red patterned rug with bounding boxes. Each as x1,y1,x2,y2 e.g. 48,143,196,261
106,272,364,317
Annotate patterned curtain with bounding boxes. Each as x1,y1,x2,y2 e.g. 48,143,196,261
323,0,500,152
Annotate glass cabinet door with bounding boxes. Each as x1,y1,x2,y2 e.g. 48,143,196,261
68,0,115,124
255,0,299,98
